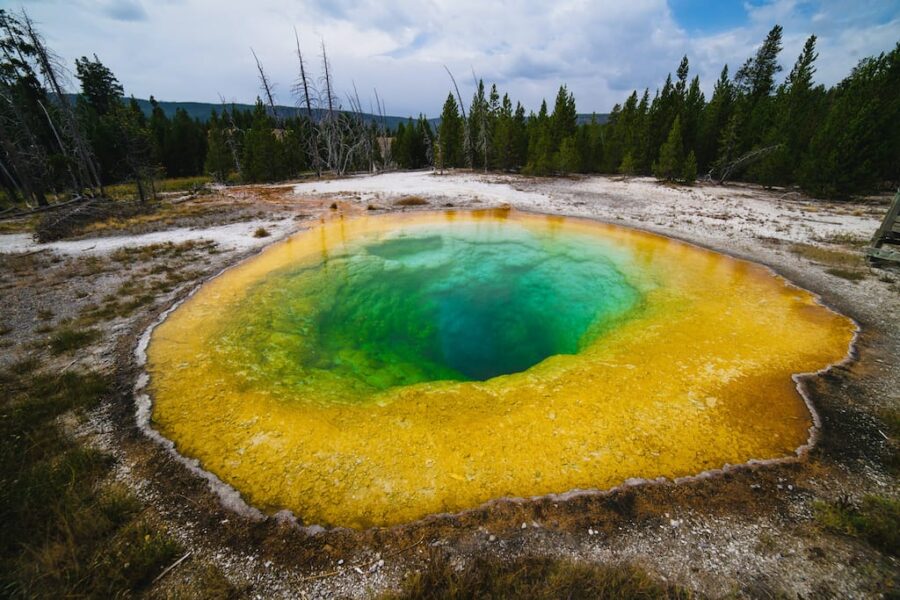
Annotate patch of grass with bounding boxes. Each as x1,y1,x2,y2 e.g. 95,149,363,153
0,323,12,336
80,293,155,325
394,195,429,206
825,267,867,282
37,308,54,321
816,232,870,248
0,212,41,234
382,552,690,599
789,243,862,267
253,226,270,238
0,362,186,596
814,495,900,555
106,176,210,201
110,240,216,264
153,563,242,599
48,328,100,355
0,362,181,597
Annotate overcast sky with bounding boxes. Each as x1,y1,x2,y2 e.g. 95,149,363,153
7,0,900,117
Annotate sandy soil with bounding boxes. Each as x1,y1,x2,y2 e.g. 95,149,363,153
1,172,897,598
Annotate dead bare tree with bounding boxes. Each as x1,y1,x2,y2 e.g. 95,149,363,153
347,82,374,172
292,28,321,176
372,88,391,170
320,41,336,119
21,10,102,196
711,144,782,184
36,99,81,193
0,15,49,206
250,48,281,126
318,41,351,174
218,95,243,179
0,89,47,207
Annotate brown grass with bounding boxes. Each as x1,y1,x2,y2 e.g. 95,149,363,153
394,196,429,207
825,267,867,282
382,552,691,599
789,243,862,267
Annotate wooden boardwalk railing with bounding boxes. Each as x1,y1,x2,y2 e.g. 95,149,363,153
867,190,900,265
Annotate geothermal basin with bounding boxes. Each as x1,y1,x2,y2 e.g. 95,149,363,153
145,209,855,528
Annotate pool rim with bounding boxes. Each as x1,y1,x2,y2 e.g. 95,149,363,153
132,207,861,531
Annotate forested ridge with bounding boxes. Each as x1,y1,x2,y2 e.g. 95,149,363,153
1,10,897,207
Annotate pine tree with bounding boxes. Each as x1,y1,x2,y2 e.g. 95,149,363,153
697,66,734,172
682,76,705,162
647,73,677,168
75,55,123,117
550,85,577,149
511,102,528,169
166,108,202,177
524,101,553,175
712,113,740,180
619,152,636,177
799,42,900,197
735,25,784,150
468,80,487,169
492,94,515,170
749,35,822,186
438,93,463,167
654,115,684,181
242,99,283,182
682,151,697,184
556,135,581,174
205,111,231,181
735,25,784,100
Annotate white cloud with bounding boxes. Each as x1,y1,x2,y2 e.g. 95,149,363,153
11,0,900,117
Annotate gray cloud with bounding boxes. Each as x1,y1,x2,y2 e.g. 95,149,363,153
102,0,147,21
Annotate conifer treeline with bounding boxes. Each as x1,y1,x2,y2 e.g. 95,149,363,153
1,11,897,206
399,26,899,198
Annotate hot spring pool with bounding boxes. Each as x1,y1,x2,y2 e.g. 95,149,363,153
146,209,855,527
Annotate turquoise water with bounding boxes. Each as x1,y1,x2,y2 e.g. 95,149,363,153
218,221,642,396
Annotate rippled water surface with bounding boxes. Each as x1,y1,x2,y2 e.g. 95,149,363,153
147,210,855,527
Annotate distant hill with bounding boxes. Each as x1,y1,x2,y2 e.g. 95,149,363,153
123,97,608,129
126,97,425,130
66,95,608,129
